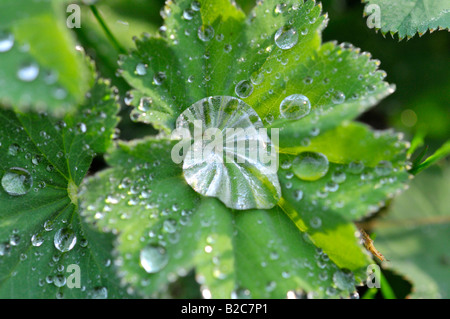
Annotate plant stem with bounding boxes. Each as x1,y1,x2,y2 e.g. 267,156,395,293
90,5,126,54
361,288,378,299
380,271,397,299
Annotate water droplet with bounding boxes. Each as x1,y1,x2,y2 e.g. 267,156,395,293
250,72,264,85
140,244,169,273
333,269,355,291
54,274,66,287
54,228,77,252
235,80,253,98
279,94,311,120
0,30,14,52
292,152,329,181
1,167,33,196
8,143,20,156
31,233,44,247
347,161,364,174
331,91,346,104
293,189,303,201
274,26,299,50
331,171,346,183
310,216,322,229
176,96,281,210
375,160,392,176
135,63,147,76
163,219,177,233
91,287,108,299
191,1,201,11
198,25,214,41
153,72,166,85
17,62,39,82
182,9,194,20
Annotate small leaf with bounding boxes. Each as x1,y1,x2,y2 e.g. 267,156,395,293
0,80,126,298
0,0,93,115
362,0,450,40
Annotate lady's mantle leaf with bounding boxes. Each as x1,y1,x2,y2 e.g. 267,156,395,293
0,0,93,115
0,81,127,298
363,0,450,40
80,0,411,298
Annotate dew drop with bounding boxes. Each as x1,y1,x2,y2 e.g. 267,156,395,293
140,244,169,273
8,143,20,156
54,228,77,252
135,63,147,76
331,91,346,104
235,80,253,98
153,72,166,85
375,160,392,176
347,161,364,174
17,62,39,82
31,233,44,247
333,269,355,291
274,26,299,50
182,9,194,20
198,25,214,42
1,167,33,196
91,287,108,299
292,152,329,181
0,30,14,52
279,94,311,120
310,216,322,229
331,171,346,184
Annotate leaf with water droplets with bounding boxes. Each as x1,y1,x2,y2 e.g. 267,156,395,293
278,122,410,276
81,138,355,298
80,0,413,298
0,0,93,115
0,80,128,298
362,0,450,40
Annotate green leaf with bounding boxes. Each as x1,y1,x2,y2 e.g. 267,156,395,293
0,80,127,298
0,0,93,115
80,0,411,298
278,122,410,276
373,164,450,298
362,0,450,40
409,140,450,175
81,137,358,298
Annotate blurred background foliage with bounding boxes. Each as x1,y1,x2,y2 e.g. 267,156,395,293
74,0,449,298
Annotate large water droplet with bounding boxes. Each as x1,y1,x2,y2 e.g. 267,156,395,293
279,94,311,120
198,25,214,41
17,62,39,82
140,244,169,273
292,152,329,181
174,96,281,210
54,228,77,252
274,26,299,50
235,80,253,98
1,167,33,196
0,30,14,52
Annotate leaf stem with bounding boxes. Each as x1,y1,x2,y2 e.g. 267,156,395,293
89,5,126,54
380,271,397,299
